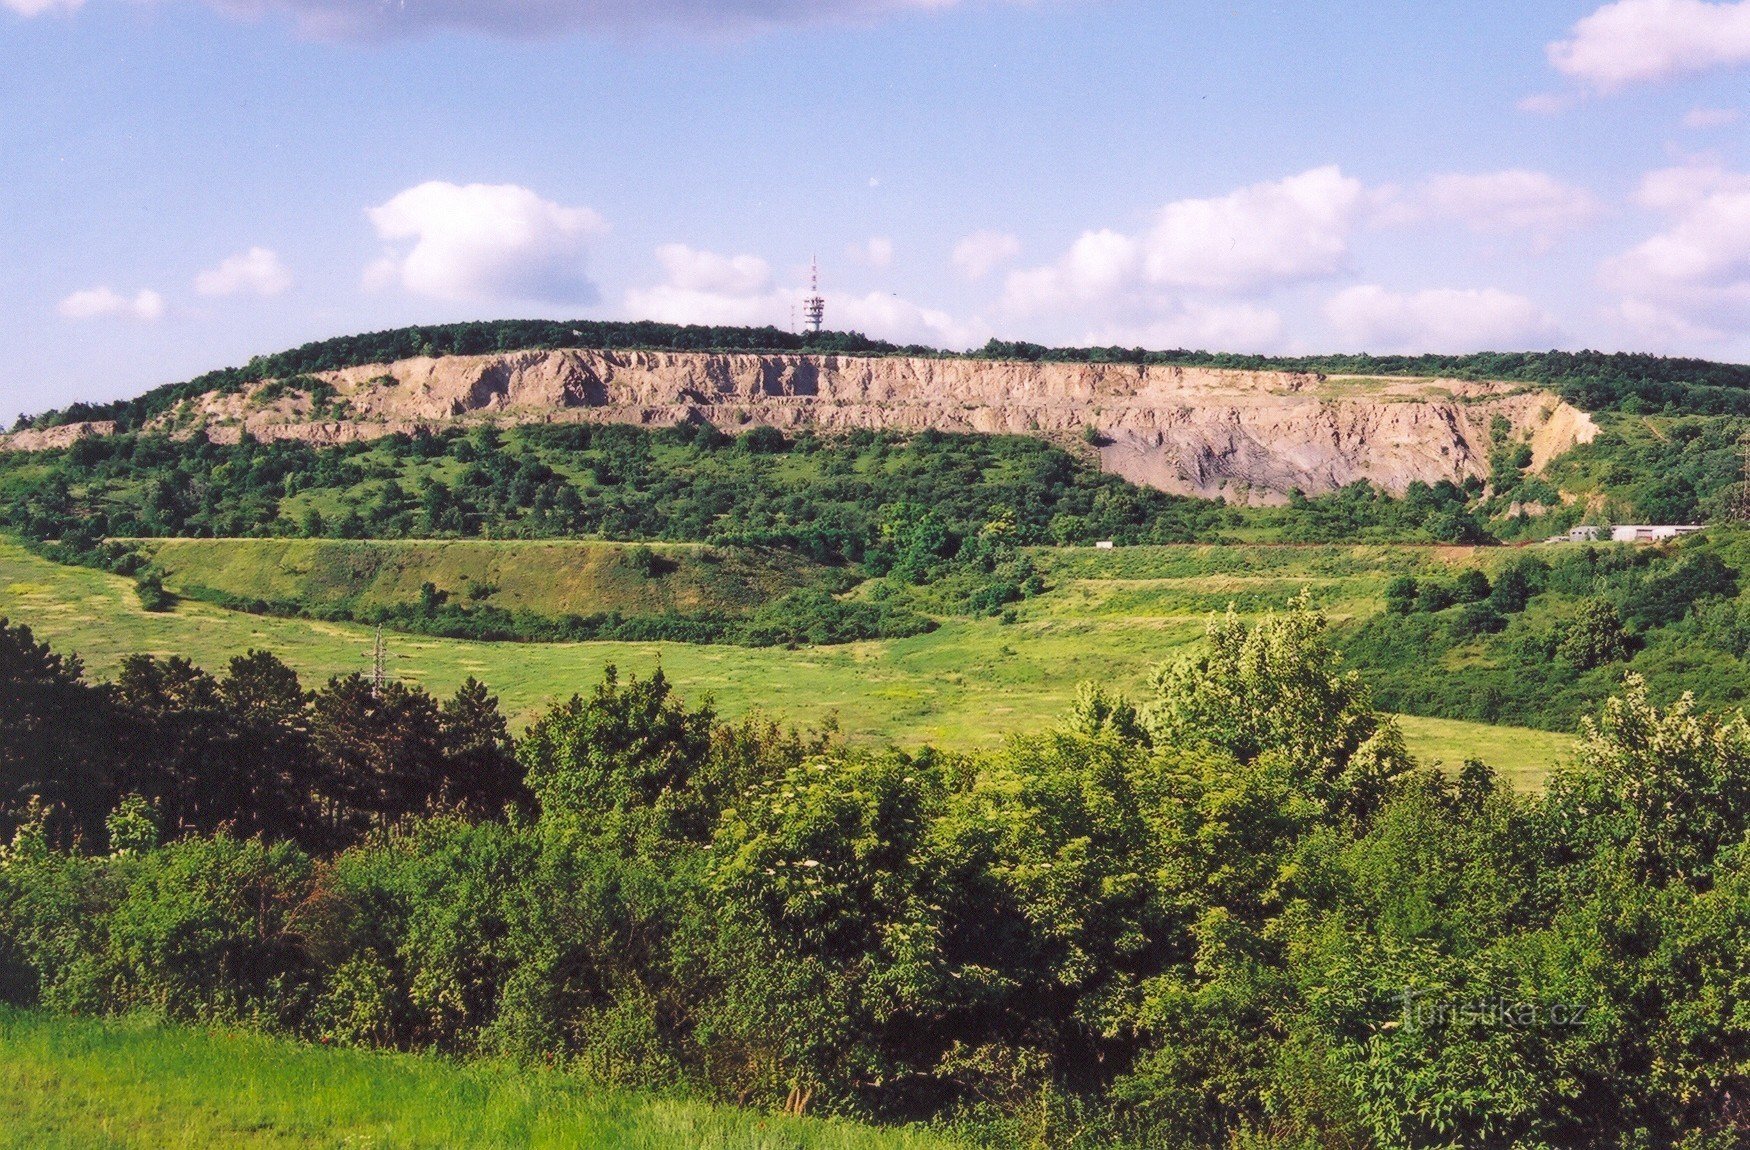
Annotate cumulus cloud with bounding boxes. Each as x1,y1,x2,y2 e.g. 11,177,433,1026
846,236,894,270
57,287,166,321
1085,301,1285,354
1684,105,1743,127
1140,166,1363,292
1549,0,1750,91
1377,170,1602,238
627,243,976,346
995,168,1358,352
1004,167,1363,320
364,181,606,304
952,230,1020,280
655,243,771,295
195,246,292,297
2,0,81,14
1516,91,1580,115
1324,285,1558,354
1605,162,1750,339
89,0,1019,40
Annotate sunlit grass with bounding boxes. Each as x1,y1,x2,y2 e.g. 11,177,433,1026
0,1009,957,1150
0,537,1570,780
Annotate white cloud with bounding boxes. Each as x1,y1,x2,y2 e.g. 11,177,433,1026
1378,170,1602,237
846,236,894,270
2,0,81,14
1324,285,1558,353
155,0,1015,40
1086,301,1285,353
365,181,606,304
654,243,771,295
1549,0,1750,91
1140,166,1362,292
1633,161,1750,210
1684,105,1743,127
952,230,1021,280
1605,163,1750,337
627,244,977,347
1516,91,1580,115
1004,167,1363,318
57,287,166,321
195,246,293,297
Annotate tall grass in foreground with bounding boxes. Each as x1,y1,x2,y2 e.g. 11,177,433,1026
0,1009,960,1150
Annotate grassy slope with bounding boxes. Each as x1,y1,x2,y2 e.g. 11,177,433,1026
136,538,837,618
0,1009,955,1150
0,538,1575,784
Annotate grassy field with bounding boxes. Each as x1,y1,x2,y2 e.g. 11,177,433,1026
0,538,1575,784
0,1009,956,1150
137,538,839,619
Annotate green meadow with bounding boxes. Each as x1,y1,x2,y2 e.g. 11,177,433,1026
0,1009,956,1150
0,537,1574,784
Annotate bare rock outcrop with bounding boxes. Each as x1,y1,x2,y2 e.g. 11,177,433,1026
2,351,1599,501
0,421,117,452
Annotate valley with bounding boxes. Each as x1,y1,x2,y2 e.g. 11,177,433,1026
0,535,1575,784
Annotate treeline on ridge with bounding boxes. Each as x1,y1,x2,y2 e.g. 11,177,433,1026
16,319,1750,431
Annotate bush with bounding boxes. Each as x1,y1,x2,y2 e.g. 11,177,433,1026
134,574,174,613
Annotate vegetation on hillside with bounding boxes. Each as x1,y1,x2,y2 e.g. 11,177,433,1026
8,601,1750,1146
1342,529,1750,731
0,535,1580,775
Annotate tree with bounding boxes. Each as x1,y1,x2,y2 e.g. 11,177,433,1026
1384,576,1419,615
517,666,717,847
1143,593,1411,821
1548,674,1750,885
438,678,527,818
1454,568,1491,603
1558,599,1632,670
0,619,109,843
309,675,447,841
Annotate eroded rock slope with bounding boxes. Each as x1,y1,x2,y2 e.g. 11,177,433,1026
7,350,1597,501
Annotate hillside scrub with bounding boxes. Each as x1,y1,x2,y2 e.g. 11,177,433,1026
9,601,1750,1145
1341,528,1750,732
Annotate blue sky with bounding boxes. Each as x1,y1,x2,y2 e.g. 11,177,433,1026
5,0,1750,423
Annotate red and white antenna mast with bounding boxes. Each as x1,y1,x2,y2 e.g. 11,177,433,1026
803,257,825,334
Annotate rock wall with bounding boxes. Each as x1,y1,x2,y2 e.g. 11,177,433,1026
1,351,1598,501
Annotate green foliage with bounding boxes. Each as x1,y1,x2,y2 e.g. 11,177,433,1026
518,666,718,846
1559,599,1633,670
0,422,1233,595
16,610,1750,1143
1143,593,1412,821
133,572,173,612
1341,535,1750,733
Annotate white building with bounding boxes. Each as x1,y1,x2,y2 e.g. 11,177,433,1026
1609,524,1705,543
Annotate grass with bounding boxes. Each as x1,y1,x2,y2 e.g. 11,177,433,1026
0,538,1573,783
0,1009,957,1150
1393,715,1572,788
135,538,839,619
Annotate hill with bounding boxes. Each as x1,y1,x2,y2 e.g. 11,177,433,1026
15,320,1750,430
3,346,1594,503
138,537,838,617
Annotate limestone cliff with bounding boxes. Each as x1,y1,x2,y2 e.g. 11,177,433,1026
3,350,1597,501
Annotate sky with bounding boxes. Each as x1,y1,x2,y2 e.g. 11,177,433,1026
4,0,1750,423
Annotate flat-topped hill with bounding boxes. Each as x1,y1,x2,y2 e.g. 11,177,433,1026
4,347,1596,502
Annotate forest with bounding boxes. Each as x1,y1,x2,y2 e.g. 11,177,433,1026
8,600,1750,1147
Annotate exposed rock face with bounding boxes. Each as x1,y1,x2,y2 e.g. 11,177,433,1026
1,351,1598,501
0,421,117,452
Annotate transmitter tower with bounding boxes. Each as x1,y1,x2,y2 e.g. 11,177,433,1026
803,258,825,334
